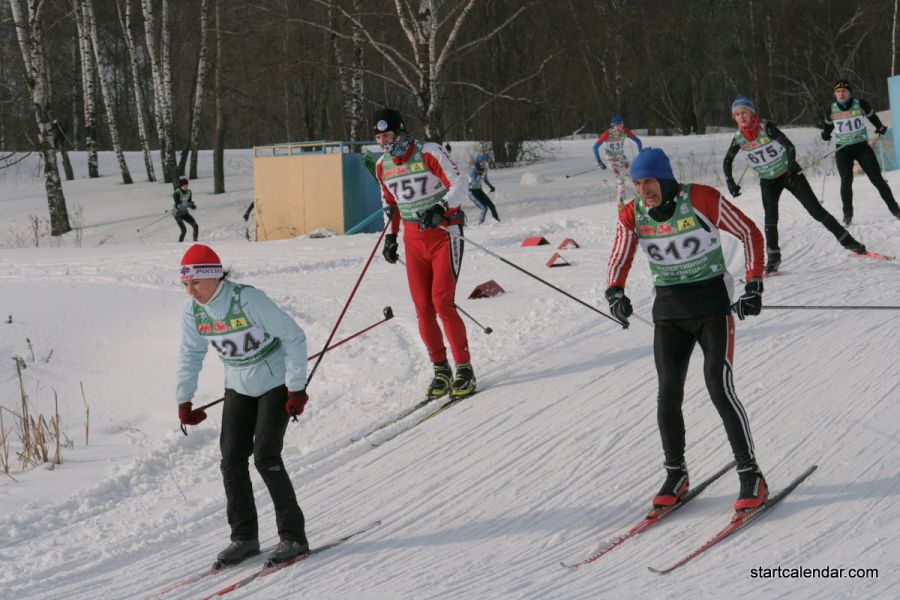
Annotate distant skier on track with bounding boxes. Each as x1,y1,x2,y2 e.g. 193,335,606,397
372,108,477,401
605,147,770,513
175,244,311,568
593,115,643,209
723,96,866,274
821,80,900,226
172,177,199,242
468,153,501,224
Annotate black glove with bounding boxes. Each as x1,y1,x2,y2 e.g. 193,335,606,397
820,130,831,141
604,285,633,327
242,212,250,222
875,125,888,136
489,185,496,193
382,234,399,264
597,160,607,170
187,201,197,210
419,204,446,229
726,178,741,198
732,279,763,320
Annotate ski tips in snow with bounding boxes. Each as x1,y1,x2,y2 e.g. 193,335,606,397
853,251,895,261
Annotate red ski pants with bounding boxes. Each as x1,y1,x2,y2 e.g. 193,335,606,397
402,223,470,365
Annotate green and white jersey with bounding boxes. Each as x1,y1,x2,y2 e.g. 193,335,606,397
633,184,727,286
192,284,281,367
829,98,869,146
733,120,789,180
379,142,450,222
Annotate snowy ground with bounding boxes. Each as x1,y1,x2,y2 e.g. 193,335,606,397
1,130,898,599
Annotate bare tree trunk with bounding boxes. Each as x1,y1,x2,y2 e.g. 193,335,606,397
141,0,176,183
213,0,225,194
53,120,74,180
159,0,177,181
893,0,898,75
189,0,211,179
72,0,99,178
9,0,71,236
83,0,133,184
116,0,156,181
331,0,364,142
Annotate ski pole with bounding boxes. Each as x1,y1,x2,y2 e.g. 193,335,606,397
803,148,837,172
565,166,597,179
136,210,170,232
307,306,394,359
440,227,627,329
766,304,900,311
181,305,396,433
397,257,493,334
299,218,391,420
455,304,492,334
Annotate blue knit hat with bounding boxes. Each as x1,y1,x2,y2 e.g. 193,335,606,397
731,96,756,114
631,148,674,181
610,115,624,126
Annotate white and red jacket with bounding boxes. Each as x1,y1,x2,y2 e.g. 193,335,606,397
376,140,467,235
607,183,764,320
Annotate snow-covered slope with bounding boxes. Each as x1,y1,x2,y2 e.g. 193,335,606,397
1,132,897,599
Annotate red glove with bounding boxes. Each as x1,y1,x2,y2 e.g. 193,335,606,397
178,402,207,426
285,390,308,418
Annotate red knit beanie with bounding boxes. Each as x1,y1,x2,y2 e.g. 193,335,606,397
179,244,223,281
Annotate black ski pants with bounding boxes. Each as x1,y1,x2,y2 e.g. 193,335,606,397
759,173,851,252
220,385,307,544
654,314,756,468
835,142,900,219
175,213,199,242
469,189,500,224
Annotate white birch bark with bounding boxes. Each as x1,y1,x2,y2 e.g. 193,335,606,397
158,0,176,182
9,0,71,235
83,0,133,184
189,0,210,179
330,0,364,141
141,0,176,183
213,0,225,193
71,0,99,177
116,0,156,181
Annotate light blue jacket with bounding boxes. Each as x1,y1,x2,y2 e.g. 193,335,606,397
176,280,308,404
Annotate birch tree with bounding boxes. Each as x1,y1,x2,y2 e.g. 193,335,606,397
83,0,132,184
308,0,534,139
71,0,99,177
213,0,225,193
141,0,176,183
330,0,364,142
116,0,156,181
188,0,211,180
8,0,71,236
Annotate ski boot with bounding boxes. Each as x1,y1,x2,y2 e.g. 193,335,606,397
764,249,781,275
734,463,768,512
652,461,689,509
265,539,310,567
426,361,453,400
839,234,867,255
213,539,260,569
843,212,853,227
450,363,477,399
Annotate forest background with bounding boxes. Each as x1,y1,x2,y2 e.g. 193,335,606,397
2,0,899,234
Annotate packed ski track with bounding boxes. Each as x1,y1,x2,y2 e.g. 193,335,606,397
1,131,898,599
